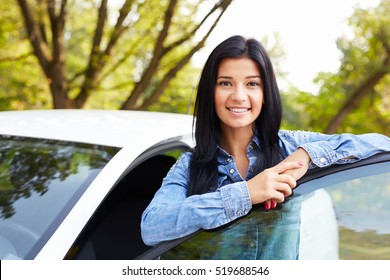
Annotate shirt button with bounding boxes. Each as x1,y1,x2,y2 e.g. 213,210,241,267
229,168,235,174
249,144,253,150
227,158,232,163
319,157,327,163
236,210,243,215
249,241,255,248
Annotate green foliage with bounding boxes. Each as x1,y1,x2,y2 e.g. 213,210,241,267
2,0,389,135
1,0,225,110
148,64,198,114
0,2,51,110
286,0,390,134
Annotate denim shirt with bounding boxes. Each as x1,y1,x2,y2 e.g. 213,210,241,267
141,131,390,248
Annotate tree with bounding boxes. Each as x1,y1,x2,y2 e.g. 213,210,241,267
13,0,232,109
0,1,51,110
291,0,390,134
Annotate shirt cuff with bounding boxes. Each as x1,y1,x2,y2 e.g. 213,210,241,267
220,181,252,221
299,142,343,168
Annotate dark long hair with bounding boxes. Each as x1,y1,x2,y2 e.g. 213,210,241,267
188,35,283,196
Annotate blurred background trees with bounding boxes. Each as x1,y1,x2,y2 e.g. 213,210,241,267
282,0,389,134
0,0,389,134
1,0,232,111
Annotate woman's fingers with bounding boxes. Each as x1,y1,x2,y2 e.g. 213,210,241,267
276,174,297,189
273,161,304,174
257,162,303,209
248,162,300,205
264,199,278,211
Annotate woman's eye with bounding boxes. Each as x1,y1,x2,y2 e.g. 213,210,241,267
247,81,261,87
218,81,232,87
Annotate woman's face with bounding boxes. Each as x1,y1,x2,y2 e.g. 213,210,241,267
214,57,263,134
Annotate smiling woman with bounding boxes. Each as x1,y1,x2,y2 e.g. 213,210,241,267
140,35,390,260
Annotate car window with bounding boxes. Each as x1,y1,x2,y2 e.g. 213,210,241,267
302,169,390,260
159,161,390,260
0,135,119,260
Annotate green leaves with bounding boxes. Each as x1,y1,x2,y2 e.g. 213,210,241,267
283,0,390,134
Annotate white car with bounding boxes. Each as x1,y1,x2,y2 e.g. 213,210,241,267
0,110,389,260
0,110,194,260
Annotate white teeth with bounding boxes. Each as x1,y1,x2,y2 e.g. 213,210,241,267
229,108,249,113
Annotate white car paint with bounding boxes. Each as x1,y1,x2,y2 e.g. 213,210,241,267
0,109,194,147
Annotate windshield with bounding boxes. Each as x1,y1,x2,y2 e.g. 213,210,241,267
0,135,119,259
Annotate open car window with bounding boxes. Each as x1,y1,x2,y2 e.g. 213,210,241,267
156,159,390,260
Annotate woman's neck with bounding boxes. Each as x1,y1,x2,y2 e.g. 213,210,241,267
220,127,254,156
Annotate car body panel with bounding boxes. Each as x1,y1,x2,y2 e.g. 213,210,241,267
0,109,193,148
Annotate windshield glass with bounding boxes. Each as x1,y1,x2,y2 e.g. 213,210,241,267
0,135,119,260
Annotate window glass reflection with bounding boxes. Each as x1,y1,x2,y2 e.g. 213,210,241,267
0,136,118,259
162,196,303,260
320,171,390,259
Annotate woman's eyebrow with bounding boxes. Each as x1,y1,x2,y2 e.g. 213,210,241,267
217,75,261,79
216,75,261,79
216,76,232,79
246,75,261,79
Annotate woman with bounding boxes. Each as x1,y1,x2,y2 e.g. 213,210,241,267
141,35,390,249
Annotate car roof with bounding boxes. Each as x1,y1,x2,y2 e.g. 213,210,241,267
0,110,194,148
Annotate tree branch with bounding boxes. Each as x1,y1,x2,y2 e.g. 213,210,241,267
17,0,51,76
325,28,390,133
74,0,108,108
121,0,178,109
104,0,135,55
0,52,34,63
325,61,389,133
139,0,231,110
164,0,232,56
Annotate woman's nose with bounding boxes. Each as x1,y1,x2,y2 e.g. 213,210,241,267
231,86,247,102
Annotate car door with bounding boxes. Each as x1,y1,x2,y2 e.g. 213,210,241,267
138,152,390,260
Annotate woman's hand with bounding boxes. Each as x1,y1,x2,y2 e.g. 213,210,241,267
247,161,304,205
264,148,311,210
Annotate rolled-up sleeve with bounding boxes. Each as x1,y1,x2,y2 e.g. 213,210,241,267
279,131,390,168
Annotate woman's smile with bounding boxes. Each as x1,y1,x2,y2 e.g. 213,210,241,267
227,107,251,114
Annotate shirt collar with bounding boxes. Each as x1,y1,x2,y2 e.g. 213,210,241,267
216,133,261,164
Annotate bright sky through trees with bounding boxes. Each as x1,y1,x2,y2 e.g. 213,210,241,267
194,0,381,92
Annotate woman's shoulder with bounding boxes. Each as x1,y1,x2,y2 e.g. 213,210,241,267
178,150,193,163
278,129,319,139
169,150,193,173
